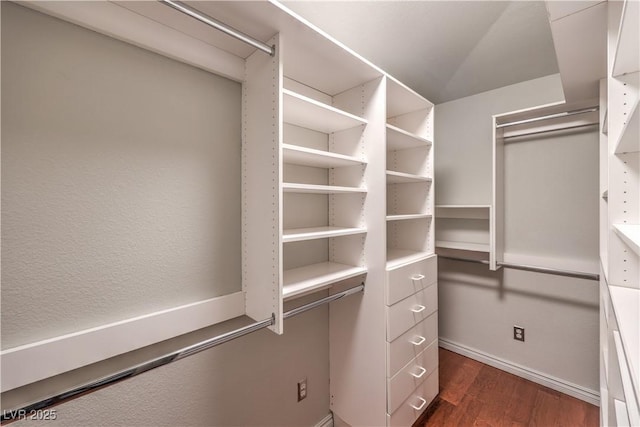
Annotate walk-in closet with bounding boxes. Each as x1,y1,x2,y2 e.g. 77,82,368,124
1,1,638,426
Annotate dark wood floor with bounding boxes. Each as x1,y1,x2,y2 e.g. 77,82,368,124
415,348,599,427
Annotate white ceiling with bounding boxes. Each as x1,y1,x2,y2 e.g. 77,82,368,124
282,1,561,104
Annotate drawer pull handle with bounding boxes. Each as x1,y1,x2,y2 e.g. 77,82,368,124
411,366,427,379
410,336,426,346
411,274,425,281
410,397,427,411
411,305,426,313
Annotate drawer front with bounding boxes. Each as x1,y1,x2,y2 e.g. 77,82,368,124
387,369,438,427
387,282,437,342
387,256,437,306
387,339,438,414
387,312,437,376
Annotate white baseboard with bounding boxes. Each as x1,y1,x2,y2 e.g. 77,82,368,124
439,338,600,406
314,412,333,427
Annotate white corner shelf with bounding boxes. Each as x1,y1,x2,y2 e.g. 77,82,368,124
283,89,367,134
435,240,490,253
614,224,640,256
282,226,367,243
386,170,432,184
282,144,366,168
614,94,639,154
282,183,366,194
386,124,432,151
386,249,433,270
282,261,366,300
386,213,432,222
435,205,491,219
612,0,640,77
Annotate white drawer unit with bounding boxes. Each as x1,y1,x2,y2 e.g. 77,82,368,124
386,282,437,342
387,369,439,427
386,255,437,306
387,339,438,414
387,311,438,376
384,252,439,424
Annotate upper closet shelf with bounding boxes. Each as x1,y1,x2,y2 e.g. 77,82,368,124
386,214,432,222
283,89,367,134
283,226,366,243
282,261,367,300
612,0,640,77
282,183,366,194
282,144,366,168
386,77,433,118
386,124,432,150
614,224,640,256
386,171,432,184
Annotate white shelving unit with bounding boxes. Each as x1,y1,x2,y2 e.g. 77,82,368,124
601,1,640,425
244,28,376,334
21,1,436,424
379,77,438,426
435,205,492,255
385,79,434,266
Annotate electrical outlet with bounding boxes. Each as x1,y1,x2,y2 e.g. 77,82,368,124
513,326,525,342
297,378,307,402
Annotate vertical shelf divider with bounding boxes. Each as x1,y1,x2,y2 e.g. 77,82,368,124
243,34,284,334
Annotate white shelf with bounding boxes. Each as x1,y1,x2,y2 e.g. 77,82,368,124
386,124,432,151
386,78,433,118
283,226,366,243
614,224,640,256
282,144,365,168
282,261,367,299
614,93,639,154
435,205,491,219
435,240,490,252
386,170,432,184
282,183,366,194
612,0,640,77
386,249,433,269
283,89,367,134
386,214,432,222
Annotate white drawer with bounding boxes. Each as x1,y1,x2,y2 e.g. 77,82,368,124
387,369,438,427
387,256,437,306
387,312,437,376
387,282,437,342
387,339,438,414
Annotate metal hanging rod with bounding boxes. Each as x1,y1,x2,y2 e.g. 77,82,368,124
503,123,599,140
0,284,364,422
496,106,599,129
438,255,599,281
158,0,275,57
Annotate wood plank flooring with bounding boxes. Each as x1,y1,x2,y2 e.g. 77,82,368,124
415,348,599,427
